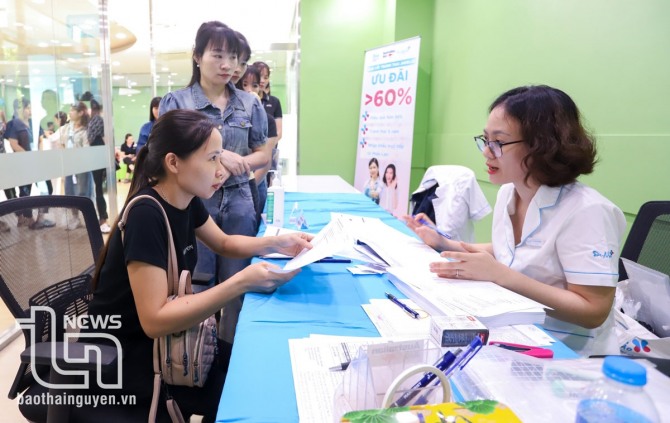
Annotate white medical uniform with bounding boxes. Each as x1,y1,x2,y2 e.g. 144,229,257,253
413,165,491,243
492,182,626,356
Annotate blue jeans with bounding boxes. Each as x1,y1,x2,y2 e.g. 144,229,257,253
195,182,257,343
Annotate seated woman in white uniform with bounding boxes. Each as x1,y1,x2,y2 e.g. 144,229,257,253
406,85,626,356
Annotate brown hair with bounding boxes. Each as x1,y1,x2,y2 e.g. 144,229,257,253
490,85,597,187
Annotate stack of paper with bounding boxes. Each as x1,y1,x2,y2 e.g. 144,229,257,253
387,266,549,327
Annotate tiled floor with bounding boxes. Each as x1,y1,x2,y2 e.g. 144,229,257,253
0,181,130,421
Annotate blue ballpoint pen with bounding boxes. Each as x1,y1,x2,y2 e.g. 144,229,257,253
417,218,452,240
414,336,484,405
390,348,461,408
385,292,420,319
442,336,484,379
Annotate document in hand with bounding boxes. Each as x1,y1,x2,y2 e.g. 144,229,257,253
387,266,549,327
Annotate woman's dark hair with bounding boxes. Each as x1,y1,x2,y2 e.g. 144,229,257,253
90,98,102,114
125,133,133,142
72,101,89,127
236,31,251,63
149,96,162,121
54,111,68,126
490,85,597,187
368,157,379,171
235,63,261,91
92,109,216,290
188,21,240,87
253,61,270,77
383,164,397,186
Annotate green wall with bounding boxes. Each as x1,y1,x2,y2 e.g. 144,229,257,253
299,0,395,177
427,0,670,242
299,0,670,243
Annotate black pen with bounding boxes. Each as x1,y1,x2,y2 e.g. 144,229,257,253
385,292,420,319
265,256,352,263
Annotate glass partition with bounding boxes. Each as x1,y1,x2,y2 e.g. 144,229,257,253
0,0,115,345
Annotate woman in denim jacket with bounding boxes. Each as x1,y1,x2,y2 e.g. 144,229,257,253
159,22,269,349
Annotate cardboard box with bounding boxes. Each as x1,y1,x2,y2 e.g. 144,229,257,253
430,315,489,347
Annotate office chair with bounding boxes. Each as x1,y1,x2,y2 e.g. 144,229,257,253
618,201,670,281
0,195,118,423
410,165,491,243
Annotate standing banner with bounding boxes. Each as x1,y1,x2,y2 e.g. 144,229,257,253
354,37,421,216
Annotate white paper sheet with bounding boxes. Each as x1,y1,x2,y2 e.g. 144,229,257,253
283,217,353,270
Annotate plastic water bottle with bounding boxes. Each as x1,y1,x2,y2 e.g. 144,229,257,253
575,356,659,423
265,170,284,227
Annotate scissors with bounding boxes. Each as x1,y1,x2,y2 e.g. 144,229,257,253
489,341,554,358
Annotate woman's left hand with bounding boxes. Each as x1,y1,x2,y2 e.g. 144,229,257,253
273,232,314,257
430,242,506,283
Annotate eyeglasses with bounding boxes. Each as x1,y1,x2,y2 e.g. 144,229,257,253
473,135,524,158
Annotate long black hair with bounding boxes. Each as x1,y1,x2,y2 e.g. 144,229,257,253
92,109,216,290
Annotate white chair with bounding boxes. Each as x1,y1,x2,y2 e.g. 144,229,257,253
410,165,491,243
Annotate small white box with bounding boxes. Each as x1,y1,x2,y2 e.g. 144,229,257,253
430,315,489,347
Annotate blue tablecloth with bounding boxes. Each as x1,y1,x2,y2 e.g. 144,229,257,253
215,192,577,422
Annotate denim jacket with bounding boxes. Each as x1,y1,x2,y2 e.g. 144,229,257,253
159,81,268,187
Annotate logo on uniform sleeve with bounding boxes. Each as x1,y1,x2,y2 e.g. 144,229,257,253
183,244,194,255
592,249,614,259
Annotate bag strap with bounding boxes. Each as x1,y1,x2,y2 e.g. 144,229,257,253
119,193,193,423
118,194,179,296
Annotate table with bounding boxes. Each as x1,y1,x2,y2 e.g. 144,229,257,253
216,191,577,422
281,174,361,194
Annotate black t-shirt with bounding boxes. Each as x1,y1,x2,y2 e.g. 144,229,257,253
261,93,282,121
86,188,208,398
266,112,277,138
120,142,136,155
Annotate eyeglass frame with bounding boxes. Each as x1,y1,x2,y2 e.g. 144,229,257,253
473,135,524,158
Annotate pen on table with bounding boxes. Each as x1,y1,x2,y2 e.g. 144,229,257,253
417,217,452,240
385,292,420,319
266,257,352,263
390,348,461,407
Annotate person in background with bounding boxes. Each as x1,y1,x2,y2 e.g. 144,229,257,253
5,98,55,229
136,96,161,153
230,31,250,86
405,85,625,356
59,101,93,229
159,21,269,352
120,133,137,183
0,109,13,233
88,99,111,234
253,61,283,142
363,157,382,205
236,63,278,227
380,163,398,213
78,109,312,422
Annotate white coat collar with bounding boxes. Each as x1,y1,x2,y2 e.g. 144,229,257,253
506,184,565,247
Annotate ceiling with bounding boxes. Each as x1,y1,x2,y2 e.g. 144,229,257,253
0,0,299,94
